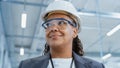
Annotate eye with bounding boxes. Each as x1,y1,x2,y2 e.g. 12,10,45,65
58,21,67,25
45,23,52,27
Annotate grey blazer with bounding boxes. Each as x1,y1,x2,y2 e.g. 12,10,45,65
19,52,105,68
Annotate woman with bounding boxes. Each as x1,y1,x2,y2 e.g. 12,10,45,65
19,1,105,68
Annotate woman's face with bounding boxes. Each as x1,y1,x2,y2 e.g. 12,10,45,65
45,13,78,48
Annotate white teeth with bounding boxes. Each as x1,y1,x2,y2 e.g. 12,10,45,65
50,35,62,38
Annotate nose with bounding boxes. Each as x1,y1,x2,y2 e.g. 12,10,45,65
49,25,59,32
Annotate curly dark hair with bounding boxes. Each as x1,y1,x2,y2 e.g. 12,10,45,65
43,35,84,56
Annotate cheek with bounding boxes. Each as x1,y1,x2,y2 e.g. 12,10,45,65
45,32,50,44
45,31,49,39
63,28,74,38
68,27,74,34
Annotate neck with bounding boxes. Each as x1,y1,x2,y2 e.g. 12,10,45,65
50,47,72,58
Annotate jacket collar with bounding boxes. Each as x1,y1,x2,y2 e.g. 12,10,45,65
32,52,90,68
32,53,50,68
73,52,91,68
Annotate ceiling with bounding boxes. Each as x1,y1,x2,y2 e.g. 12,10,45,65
0,0,120,68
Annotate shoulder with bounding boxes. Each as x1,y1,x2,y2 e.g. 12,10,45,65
19,54,49,68
73,52,105,68
82,57,105,68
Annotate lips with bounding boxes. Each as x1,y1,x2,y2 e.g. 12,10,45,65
49,34,62,38
47,31,64,39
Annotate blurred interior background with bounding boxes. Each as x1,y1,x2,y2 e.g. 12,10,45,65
0,0,120,68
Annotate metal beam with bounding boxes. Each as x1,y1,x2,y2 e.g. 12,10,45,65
0,0,47,7
85,52,120,57
1,0,120,19
9,51,120,57
0,0,11,53
6,34,45,40
78,10,120,19
30,0,46,54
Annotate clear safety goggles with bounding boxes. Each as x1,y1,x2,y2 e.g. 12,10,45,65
42,18,77,29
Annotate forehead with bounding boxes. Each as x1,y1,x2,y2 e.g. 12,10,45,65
46,13,73,22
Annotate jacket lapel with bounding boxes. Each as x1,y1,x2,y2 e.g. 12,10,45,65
32,53,50,68
32,52,91,68
73,52,90,68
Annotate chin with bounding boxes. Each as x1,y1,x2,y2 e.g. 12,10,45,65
49,41,63,47
50,43,61,46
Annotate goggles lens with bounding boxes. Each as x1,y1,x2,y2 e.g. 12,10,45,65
42,18,77,29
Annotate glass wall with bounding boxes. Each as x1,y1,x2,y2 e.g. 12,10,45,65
0,11,11,68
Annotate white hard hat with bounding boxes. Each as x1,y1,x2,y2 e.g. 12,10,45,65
42,0,81,29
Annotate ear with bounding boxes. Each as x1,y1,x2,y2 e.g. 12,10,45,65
72,28,78,38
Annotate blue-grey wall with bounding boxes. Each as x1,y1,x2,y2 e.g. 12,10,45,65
0,8,12,68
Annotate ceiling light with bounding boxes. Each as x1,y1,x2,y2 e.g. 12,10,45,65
20,47,24,56
55,0,59,1
78,12,95,16
107,24,120,36
110,12,120,19
102,53,112,60
21,13,27,28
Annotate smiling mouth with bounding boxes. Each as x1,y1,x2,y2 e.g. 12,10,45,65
49,35,62,39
